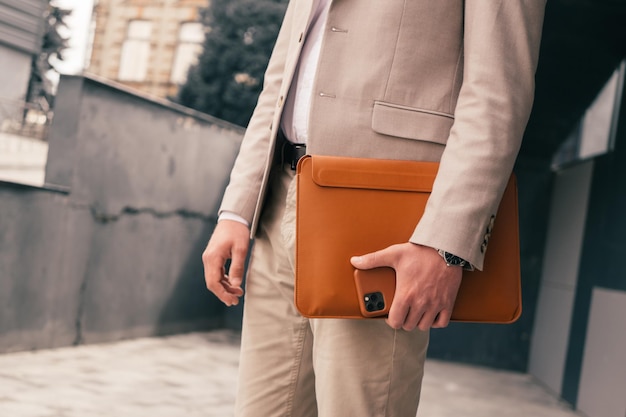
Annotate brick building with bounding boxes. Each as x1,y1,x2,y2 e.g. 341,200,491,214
88,0,208,98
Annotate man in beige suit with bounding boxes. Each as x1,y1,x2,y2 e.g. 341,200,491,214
203,1,545,415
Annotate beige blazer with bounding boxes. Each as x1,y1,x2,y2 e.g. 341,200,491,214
219,0,546,269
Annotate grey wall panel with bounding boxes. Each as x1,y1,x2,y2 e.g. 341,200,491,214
562,82,626,405
0,3,42,32
78,214,223,344
540,162,594,288
44,76,83,188
528,161,593,394
528,284,576,395
0,0,45,54
0,0,44,15
0,24,37,53
0,185,79,352
577,288,626,417
0,44,31,101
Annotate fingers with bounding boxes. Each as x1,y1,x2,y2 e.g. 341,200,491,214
379,243,461,332
416,311,439,332
386,299,410,330
202,220,250,307
350,246,396,270
431,310,452,329
203,249,240,306
221,277,244,296
387,298,437,332
387,303,450,331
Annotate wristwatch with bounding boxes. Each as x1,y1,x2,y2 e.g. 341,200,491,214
437,249,471,269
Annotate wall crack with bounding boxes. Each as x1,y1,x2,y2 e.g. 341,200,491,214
70,202,217,223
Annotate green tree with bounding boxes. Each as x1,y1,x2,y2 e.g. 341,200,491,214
26,0,71,110
178,0,288,127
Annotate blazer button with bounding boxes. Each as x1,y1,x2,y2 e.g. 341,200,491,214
487,215,496,234
298,32,303,42
278,96,284,107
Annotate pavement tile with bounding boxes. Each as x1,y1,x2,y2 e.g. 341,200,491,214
417,360,583,417
0,330,584,417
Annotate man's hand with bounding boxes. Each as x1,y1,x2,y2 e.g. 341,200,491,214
202,220,250,306
351,243,462,331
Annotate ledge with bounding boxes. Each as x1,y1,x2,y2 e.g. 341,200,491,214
75,73,246,134
0,179,70,194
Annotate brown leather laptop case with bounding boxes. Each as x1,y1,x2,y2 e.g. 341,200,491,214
294,155,522,324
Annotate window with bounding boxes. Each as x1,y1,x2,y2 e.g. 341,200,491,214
170,22,204,84
118,20,153,82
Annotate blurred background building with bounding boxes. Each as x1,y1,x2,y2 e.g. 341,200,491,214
0,0,50,186
88,0,207,98
0,1,625,417
0,0,46,103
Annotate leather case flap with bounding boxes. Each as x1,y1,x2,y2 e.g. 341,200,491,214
311,155,440,192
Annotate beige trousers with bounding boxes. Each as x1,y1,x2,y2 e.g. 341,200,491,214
235,164,429,417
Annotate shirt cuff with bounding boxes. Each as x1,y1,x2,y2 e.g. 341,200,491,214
218,211,250,228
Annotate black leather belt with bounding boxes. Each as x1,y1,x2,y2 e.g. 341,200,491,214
282,140,307,170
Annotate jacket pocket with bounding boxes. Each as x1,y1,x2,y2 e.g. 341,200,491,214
371,101,454,145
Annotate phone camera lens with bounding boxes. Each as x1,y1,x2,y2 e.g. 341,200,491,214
363,292,384,313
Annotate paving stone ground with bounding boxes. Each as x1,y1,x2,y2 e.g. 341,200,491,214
0,330,584,417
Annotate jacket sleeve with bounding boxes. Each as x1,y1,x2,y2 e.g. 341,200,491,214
410,0,546,270
218,0,296,225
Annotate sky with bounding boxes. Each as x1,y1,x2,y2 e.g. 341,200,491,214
53,0,95,74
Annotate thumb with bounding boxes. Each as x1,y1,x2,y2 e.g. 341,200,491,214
350,248,393,270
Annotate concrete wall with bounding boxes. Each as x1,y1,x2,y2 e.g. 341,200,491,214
577,288,626,417
529,161,594,394
529,70,626,416
0,75,244,353
561,112,626,415
0,45,32,102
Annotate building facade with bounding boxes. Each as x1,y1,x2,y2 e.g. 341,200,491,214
0,0,46,103
88,0,208,98
0,0,48,186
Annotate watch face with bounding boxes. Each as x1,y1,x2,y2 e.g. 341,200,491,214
444,252,464,266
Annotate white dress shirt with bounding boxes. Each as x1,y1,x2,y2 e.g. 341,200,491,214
280,0,331,144
220,0,330,226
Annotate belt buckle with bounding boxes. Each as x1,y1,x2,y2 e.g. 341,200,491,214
290,144,307,170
